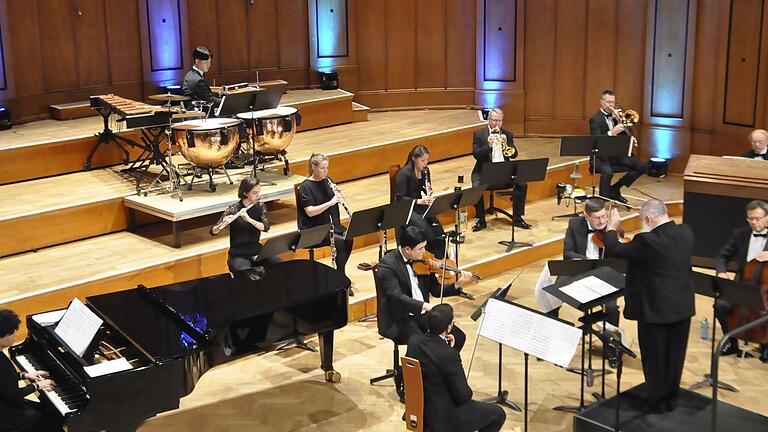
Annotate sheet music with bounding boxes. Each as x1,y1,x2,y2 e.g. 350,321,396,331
480,299,581,368
54,298,103,357
559,275,618,304
84,358,133,378
31,309,66,326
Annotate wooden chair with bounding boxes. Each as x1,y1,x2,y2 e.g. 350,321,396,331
388,164,401,203
293,182,320,260
401,356,425,432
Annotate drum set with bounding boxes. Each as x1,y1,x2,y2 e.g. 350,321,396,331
141,93,299,199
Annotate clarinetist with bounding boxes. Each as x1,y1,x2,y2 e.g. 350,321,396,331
297,154,354,290
211,176,277,280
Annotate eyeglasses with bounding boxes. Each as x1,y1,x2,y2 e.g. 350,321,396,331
746,216,767,222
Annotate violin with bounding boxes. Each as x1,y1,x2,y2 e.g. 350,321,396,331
411,251,481,285
591,228,630,249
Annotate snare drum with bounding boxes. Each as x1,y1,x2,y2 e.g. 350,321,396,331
171,118,242,168
237,106,300,155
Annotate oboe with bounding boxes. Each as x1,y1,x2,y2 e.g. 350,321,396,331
325,177,353,217
422,167,433,197
329,215,337,269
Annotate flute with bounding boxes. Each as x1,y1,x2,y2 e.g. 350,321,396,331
214,202,256,231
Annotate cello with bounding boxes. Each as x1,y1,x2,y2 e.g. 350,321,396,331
726,258,768,343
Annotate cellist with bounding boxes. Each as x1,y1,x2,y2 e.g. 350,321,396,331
714,200,768,362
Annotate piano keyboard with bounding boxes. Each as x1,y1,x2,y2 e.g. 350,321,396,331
15,354,89,416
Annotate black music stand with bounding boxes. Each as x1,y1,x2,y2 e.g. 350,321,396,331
591,327,637,432
257,231,301,263
480,158,549,252
215,87,283,117
559,136,632,201
544,265,625,413
297,223,334,250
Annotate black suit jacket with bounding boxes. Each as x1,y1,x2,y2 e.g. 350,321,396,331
589,110,615,136
603,221,695,324
0,352,35,410
471,127,517,177
563,217,606,260
182,69,222,108
715,226,765,279
376,250,436,341
405,333,473,431
740,150,768,160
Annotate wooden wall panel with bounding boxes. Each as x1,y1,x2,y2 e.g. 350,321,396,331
583,0,617,118
416,0,446,89
74,0,111,87
217,1,249,73
483,0,516,82
722,0,764,127
0,11,6,91
614,0,647,114
144,0,183,73
5,1,44,97
37,0,79,92
446,0,475,88
315,0,348,58
106,0,142,83
186,0,218,56
386,0,416,90
691,0,725,135
248,0,279,70
649,0,690,118
554,0,587,119
355,1,385,90
523,0,555,118
280,0,309,68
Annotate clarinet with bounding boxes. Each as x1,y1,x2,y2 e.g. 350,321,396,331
422,167,433,197
328,215,337,269
325,177,353,217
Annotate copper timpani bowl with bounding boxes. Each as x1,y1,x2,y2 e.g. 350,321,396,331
171,118,242,168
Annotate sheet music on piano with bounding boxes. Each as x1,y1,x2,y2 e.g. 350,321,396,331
54,298,103,357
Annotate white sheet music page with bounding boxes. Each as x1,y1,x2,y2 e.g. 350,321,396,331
559,275,618,304
54,298,103,357
480,299,581,368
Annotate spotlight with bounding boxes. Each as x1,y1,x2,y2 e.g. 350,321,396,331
164,84,183,95
319,71,339,90
648,157,668,178
0,106,11,131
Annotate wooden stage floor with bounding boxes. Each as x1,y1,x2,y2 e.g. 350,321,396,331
136,259,768,432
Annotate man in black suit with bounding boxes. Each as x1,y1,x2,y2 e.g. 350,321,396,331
406,304,506,432
603,199,694,411
714,200,768,361
740,129,768,160
471,108,530,231
588,90,647,203
0,309,62,432
182,46,222,110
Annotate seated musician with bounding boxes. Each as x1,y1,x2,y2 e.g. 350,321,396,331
714,200,768,362
740,129,768,160
0,309,62,432
471,108,530,231
211,176,278,280
405,304,506,432
395,145,447,258
182,46,222,111
298,154,354,288
588,90,647,204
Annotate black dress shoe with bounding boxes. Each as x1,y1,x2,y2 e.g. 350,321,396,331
513,216,532,229
472,220,487,232
615,194,629,204
760,344,768,363
224,161,243,170
720,338,739,356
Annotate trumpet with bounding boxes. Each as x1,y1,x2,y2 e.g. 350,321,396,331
489,129,518,158
325,177,352,217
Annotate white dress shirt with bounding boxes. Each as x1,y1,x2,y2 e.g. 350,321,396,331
585,220,600,259
747,229,768,262
400,250,425,312
489,126,505,163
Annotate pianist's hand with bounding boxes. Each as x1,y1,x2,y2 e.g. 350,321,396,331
24,370,49,381
36,379,55,392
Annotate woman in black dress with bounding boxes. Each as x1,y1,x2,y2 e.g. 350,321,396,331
0,309,62,432
212,176,274,279
297,153,354,286
395,145,446,258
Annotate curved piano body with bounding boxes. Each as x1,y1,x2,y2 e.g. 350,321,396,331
10,260,349,432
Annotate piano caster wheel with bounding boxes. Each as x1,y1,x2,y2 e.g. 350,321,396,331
325,370,341,383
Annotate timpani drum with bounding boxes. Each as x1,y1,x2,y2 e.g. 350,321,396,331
237,107,300,174
171,118,242,192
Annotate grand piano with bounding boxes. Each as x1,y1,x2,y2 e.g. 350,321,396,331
10,260,349,432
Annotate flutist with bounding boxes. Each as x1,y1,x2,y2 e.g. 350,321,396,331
298,154,354,287
211,176,277,280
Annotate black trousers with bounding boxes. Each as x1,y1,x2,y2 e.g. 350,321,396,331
452,400,507,432
636,318,690,406
593,156,647,197
0,400,63,432
228,253,282,280
471,172,527,221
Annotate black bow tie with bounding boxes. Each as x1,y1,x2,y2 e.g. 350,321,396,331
588,229,597,234
754,233,768,238
405,260,414,266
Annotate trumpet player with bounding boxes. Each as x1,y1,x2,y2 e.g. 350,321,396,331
471,108,529,231
298,154,354,285
589,90,647,204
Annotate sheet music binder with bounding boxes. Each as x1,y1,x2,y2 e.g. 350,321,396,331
543,266,625,311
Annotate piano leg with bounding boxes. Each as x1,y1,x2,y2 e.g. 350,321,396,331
319,330,341,383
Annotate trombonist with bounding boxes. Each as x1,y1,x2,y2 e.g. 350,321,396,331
470,108,529,232
298,154,354,287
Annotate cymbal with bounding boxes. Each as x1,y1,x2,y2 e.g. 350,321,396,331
148,93,190,101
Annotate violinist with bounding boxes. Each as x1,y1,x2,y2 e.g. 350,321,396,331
395,145,447,259
714,200,768,362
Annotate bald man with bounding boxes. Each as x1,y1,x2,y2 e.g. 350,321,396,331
741,129,768,160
